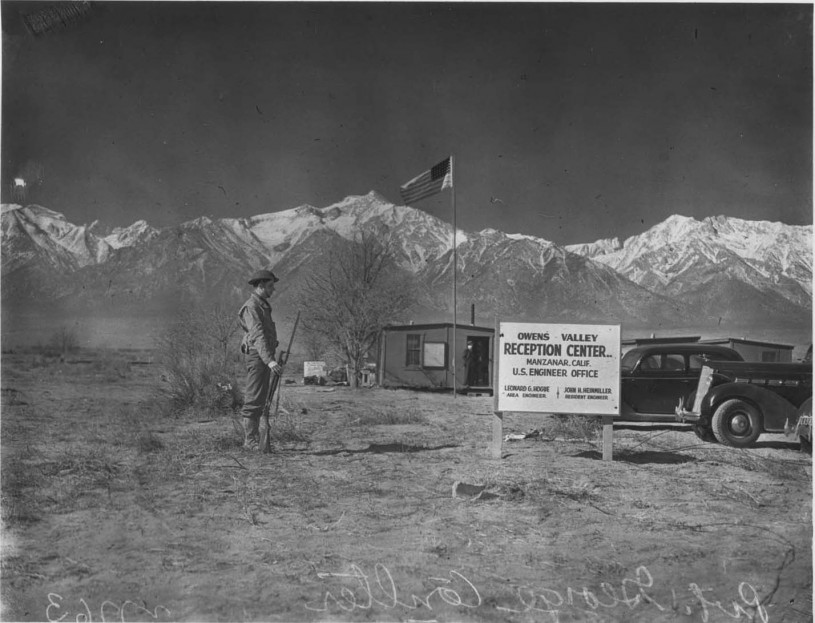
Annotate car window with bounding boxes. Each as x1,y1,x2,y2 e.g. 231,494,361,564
621,350,640,372
663,354,685,371
635,353,685,372
638,355,661,371
689,354,706,371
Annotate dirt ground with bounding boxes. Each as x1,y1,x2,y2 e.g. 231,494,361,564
1,354,811,622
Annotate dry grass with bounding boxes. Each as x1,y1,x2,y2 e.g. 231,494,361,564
716,447,812,481
346,400,428,426
2,354,811,623
268,395,311,443
137,430,165,453
547,413,603,441
1,459,44,526
86,353,131,381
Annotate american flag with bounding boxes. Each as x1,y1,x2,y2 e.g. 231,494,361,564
399,157,453,204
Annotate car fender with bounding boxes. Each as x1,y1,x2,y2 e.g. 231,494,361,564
689,371,736,424
794,398,812,444
794,398,812,437
706,382,799,433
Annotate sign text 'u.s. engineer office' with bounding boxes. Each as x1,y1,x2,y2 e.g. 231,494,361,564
497,323,621,415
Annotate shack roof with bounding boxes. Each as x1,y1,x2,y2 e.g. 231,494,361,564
699,337,795,350
622,336,701,346
383,322,495,333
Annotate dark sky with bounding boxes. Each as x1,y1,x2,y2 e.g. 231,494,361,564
2,2,812,245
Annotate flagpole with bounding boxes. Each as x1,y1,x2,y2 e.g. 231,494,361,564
451,154,457,399
399,156,458,396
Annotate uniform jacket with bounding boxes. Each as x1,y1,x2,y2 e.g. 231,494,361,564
238,293,279,365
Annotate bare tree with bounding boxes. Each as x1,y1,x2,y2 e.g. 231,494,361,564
202,300,242,362
49,325,79,359
301,329,332,363
296,232,416,388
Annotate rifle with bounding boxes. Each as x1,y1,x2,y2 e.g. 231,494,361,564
261,311,300,454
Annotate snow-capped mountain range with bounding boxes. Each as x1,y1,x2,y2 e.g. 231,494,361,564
1,192,811,329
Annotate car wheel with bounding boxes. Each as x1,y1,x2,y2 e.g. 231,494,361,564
691,424,717,443
711,399,762,447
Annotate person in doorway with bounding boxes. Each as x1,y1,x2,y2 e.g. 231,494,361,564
475,341,489,386
464,340,478,387
238,269,283,450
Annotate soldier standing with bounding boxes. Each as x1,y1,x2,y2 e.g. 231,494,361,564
238,270,283,450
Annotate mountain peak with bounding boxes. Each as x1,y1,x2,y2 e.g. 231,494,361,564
327,190,392,213
6,203,68,222
365,190,391,203
1,204,24,215
294,205,322,218
565,237,622,258
186,216,213,227
1,198,810,330
566,212,812,313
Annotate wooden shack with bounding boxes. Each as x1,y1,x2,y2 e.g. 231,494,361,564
699,337,795,362
377,322,494,392
621,336,701,354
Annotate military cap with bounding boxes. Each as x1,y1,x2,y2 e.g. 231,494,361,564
248,269,279,285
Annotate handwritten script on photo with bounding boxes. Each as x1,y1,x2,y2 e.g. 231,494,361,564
306,563,769,623
46,593,171,623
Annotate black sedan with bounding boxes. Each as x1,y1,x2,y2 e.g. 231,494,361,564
620,344,744,423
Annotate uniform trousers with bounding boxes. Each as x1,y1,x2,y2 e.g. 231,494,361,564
241,352,271,444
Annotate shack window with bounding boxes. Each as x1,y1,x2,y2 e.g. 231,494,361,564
406,334,421,366
423,342,447,369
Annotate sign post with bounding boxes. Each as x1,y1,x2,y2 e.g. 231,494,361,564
602,415,614,461
494,322,621,461
492,411,504,459
492,319,503,458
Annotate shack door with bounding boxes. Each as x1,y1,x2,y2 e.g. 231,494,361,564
464,335,491,387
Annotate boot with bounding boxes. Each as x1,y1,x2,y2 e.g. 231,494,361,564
242,416,260,451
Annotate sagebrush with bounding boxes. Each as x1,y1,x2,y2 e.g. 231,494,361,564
155,304,242,416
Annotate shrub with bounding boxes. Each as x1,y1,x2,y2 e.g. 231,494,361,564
548,414,602,441
154,304,241,416
267,395,310,443
48,326,80,357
